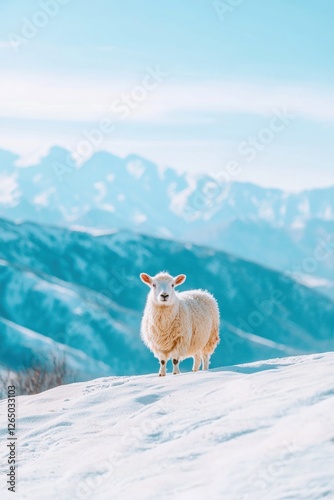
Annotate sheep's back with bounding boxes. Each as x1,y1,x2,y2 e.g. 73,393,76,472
178,290,219,344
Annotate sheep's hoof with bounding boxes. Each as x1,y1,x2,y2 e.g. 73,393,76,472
159,373,166,377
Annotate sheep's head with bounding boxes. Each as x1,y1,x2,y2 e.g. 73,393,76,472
140,272,186,306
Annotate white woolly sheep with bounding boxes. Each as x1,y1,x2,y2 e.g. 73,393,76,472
140,271,220,376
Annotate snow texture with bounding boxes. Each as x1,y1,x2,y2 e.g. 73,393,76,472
0,352,333,499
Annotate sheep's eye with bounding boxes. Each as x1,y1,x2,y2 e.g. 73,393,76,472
171,284,174,288
152,283,156,288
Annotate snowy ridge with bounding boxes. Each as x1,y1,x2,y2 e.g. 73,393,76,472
0,352,333,499
223,320,301,355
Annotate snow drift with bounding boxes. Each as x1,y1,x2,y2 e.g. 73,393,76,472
0,352,333,499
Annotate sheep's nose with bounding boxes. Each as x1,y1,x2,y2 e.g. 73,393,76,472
160,293,169,298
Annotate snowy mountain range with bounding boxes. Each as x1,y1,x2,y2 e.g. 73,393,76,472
0,218,333,379
0,352,333,499
1,147,333,298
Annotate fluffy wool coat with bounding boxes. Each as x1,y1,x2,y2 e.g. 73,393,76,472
141,289,220,365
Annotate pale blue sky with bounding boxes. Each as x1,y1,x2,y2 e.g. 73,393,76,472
0,0,333,190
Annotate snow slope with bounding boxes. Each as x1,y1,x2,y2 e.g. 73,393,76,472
0,352,333,499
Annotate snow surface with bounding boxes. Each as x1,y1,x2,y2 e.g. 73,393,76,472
1,352,333,499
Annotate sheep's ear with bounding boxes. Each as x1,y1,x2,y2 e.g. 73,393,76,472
140,273,152,286
174,274,186,287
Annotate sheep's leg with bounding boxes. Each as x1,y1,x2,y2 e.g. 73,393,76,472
202,354,210,370
159,359,167,377
192,353,201,372
172,358,180,375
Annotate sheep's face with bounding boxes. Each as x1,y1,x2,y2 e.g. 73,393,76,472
140,272,186,306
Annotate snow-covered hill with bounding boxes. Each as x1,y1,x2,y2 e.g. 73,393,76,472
1,218,334,379
1,147,333,295
0,352,333,499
